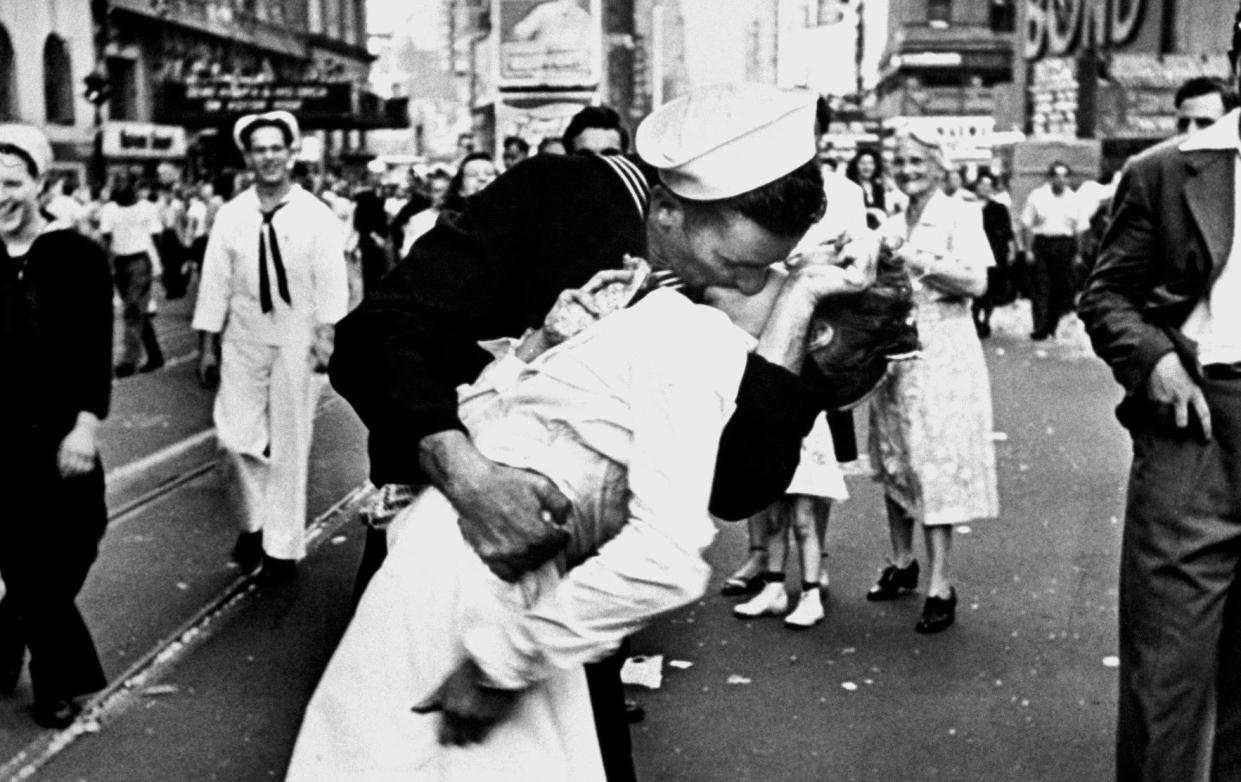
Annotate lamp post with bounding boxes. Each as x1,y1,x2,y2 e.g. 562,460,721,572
85,0,113,189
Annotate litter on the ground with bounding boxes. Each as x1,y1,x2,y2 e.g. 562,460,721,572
620,654,663,689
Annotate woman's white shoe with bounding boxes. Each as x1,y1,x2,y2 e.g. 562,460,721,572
733,581,788,618
784,588,824,628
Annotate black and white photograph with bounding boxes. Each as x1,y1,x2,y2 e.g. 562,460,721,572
1,1,1239,780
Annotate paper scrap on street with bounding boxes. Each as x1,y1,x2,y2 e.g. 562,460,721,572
726,674,752,685
669,660,693,670
621,654,663,689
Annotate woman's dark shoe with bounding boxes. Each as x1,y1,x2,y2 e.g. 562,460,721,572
866,560,920,601
915,588,957,634
720,572,765,597
30,698,81,729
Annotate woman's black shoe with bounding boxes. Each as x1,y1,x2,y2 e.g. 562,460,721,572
30,698,80,729
720,573,765,597
866,560,920,601
915,588,957,634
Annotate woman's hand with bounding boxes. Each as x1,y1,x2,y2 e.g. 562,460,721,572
57,412,100,478
412,658,521,746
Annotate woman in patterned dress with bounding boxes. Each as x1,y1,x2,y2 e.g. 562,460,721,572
864,132,999,634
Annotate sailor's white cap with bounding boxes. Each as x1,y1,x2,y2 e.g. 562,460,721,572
233,110,301,152
0,124,53,178
635,84,819,201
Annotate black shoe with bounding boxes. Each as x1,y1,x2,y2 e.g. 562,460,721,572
624,699,645,724
976,321,992,339
0,651,22,695
915,588,957,634
30,698,80,729
866,560,920,601
719,572,765,597
139,357,165,373
231,531,264,573
260,554,298,583
114,363,136,378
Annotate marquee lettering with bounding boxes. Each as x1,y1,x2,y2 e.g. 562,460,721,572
1024,0,1147,60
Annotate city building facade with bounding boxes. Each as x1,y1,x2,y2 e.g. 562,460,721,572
62,0,405,185
0,1,99,184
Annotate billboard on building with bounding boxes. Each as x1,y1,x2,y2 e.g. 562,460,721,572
495,0,602,88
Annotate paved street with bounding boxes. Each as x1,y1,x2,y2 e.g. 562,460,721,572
0,298,1130,782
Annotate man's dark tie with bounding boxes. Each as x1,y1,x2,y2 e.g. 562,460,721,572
258,204,292,313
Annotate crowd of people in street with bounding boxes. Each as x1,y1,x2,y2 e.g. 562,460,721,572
6,19,1241,779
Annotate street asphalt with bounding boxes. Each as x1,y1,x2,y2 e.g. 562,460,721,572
1,298,1131,782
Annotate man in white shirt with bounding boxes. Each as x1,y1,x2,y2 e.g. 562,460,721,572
1020,160,1084,340
98,176,164,376
192,111,349,580
1079,17,1241,776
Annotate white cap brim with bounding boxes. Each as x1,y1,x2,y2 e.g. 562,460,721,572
636,84,818,201
233,111,301,152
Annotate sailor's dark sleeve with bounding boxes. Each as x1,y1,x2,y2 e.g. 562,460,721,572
329,155,642,486
708,353,823,520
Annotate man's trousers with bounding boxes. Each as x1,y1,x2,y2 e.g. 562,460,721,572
215,339,319,561
1029,235,1078,337
0,457,108,704
1118,375,1241,781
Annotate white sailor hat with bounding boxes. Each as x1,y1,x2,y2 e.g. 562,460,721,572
635,84,819,201
0,124,53,178
233,110,301,152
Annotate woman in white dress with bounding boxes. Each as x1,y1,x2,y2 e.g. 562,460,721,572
864,132,1000,634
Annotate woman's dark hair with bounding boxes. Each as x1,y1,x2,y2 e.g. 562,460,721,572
442,152,495,212
808,246,920,410
844,149,883,186
682,158,826,239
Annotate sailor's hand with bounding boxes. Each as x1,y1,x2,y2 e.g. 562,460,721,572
419,431,571,581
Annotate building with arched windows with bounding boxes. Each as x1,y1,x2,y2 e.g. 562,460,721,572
0,2,97,184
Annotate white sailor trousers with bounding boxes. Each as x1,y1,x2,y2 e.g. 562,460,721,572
214,338,319,561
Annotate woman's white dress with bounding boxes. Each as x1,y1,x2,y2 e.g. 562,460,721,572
867,190,1000,526
286,289,752,781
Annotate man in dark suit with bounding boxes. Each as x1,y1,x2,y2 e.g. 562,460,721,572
1078,16,1241,779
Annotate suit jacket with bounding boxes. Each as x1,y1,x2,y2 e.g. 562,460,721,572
329,154,822,519
1078,120,1236,429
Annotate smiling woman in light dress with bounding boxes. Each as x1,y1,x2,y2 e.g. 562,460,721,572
864,131,999,634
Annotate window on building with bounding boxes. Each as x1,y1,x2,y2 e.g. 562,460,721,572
342,0,358,45
308,0,323,34
44,35,75,125
927,0,951,25
990,0,1015,32
0,26,13,121
107,57,137,121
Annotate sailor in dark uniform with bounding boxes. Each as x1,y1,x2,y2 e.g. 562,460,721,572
329,84,877,782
